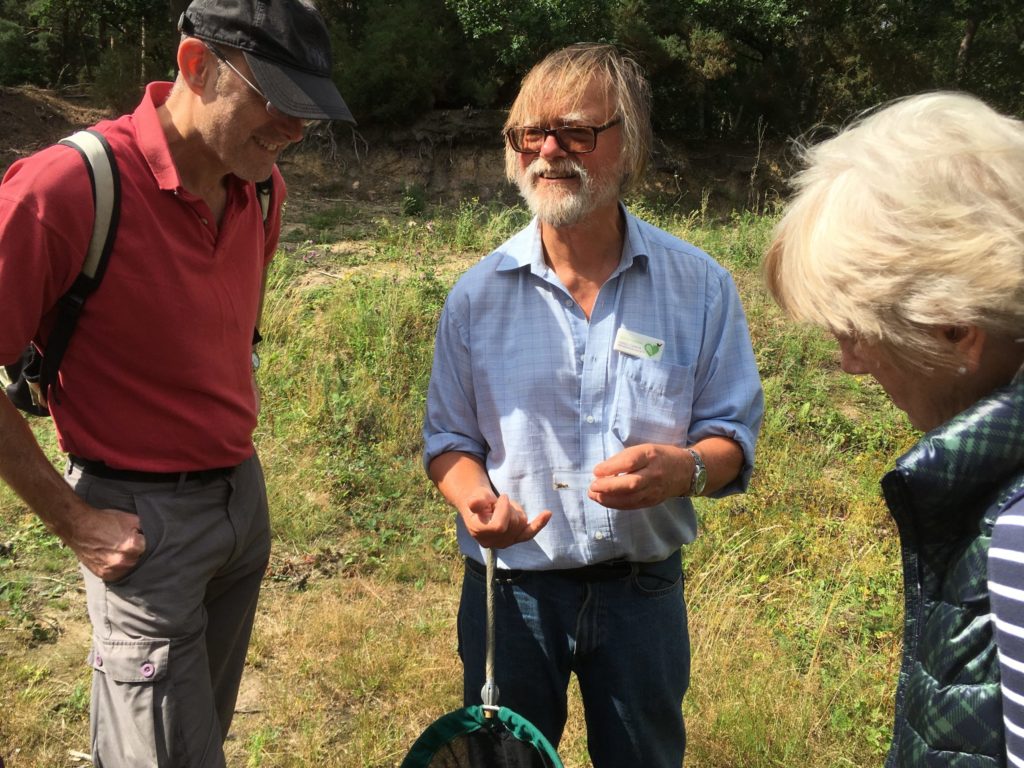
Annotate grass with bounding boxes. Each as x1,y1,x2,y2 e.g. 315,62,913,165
0,190,916,767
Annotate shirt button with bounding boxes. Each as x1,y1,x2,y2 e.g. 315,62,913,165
564,299,573,308
201,218,209,225
595,531,605,540
586,415,595,424
140,662,156,679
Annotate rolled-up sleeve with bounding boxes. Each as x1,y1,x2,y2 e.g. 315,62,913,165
688,269,764,496
423,291,487,470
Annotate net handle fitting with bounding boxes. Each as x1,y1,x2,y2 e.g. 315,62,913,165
481,547,499,717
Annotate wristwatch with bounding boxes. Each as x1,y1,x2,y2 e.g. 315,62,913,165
686,448,707,497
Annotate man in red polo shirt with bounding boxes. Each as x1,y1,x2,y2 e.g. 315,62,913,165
0,1,353,765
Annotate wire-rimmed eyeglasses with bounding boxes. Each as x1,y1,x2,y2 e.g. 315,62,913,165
504,118,622,154
204,42,313,128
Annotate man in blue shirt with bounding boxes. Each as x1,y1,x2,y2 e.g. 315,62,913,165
423,43,763,767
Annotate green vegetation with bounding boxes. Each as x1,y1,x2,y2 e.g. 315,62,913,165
0,196,916,767
2,0,1021,138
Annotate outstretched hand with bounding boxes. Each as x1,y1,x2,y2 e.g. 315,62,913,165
460,487,552,549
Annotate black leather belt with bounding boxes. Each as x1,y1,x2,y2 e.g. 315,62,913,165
465,556,634,582
69,455,235,484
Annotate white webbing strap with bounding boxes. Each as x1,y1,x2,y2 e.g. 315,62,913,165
61,130,116,279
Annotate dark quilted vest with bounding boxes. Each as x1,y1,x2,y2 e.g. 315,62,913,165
881,372,1024,768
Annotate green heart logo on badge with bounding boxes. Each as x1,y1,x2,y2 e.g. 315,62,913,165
613,327,666,361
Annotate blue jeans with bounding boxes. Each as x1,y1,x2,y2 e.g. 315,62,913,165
458,551,689,768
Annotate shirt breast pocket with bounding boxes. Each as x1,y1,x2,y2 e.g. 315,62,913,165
610,356,694,447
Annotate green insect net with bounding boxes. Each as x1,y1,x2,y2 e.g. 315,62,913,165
400,550,565,768
401,705,562,767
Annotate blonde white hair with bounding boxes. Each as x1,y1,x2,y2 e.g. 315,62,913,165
503,43,652,193
763,91,1024,364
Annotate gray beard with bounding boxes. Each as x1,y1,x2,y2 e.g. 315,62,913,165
517,159,619,228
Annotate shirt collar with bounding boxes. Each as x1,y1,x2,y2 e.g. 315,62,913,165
620,208,650,273
133,82,247,199
134,82,180,192
496,203,650,276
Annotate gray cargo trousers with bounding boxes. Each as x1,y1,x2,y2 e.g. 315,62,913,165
66,452,271,768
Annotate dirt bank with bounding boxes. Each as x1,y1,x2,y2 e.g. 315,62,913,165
1,85,788,215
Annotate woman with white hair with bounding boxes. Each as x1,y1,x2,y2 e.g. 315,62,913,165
763,91,1024,767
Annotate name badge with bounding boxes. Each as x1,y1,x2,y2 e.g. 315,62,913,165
613,327,665,361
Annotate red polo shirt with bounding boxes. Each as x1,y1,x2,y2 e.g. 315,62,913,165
0,83,285,471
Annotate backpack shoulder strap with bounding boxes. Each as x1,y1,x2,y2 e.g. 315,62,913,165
255,175,273,225
38,129,120,400
60,130,120,282
251,175,274,348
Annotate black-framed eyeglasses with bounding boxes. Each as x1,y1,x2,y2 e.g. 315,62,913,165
204,42,313,127
505,118,622,154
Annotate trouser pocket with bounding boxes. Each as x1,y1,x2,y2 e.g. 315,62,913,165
89,636,171,767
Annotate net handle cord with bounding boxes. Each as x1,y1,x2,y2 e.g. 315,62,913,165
481,547,500,717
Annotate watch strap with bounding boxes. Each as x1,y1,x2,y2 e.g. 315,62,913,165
686,447,707,497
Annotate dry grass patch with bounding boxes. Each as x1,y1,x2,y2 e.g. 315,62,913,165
227,572,463,767
0,602,92,766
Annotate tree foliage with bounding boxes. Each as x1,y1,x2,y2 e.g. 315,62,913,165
447,0,613,85
0,0,176,90
324,0,471,123
2,0,1020,138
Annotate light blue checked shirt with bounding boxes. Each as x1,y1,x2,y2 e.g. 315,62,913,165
423,208,764,570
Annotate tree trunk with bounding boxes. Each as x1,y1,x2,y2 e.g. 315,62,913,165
956,16,979,84
140,19,147,85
